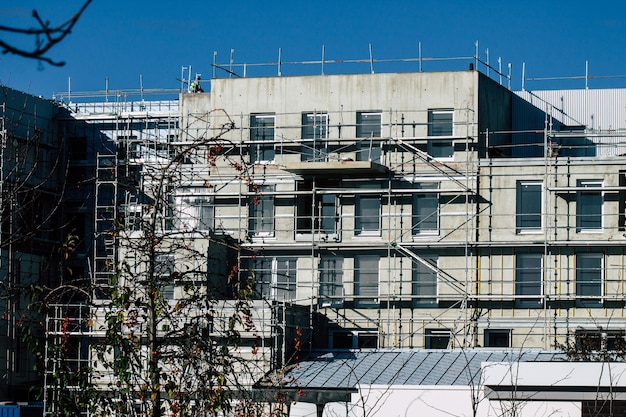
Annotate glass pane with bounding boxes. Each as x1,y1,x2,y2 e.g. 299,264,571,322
577,182,602,231
320,257,343,306
251,115,275,162
515,253,542,307
428,110,453,136
302,113,327,161
275,258,297,300
427,140,453,158
516,182,542,231
413,184,439,234
249,185,274,236
576,253,602,307
356,112,381,138
356,195,380,234
355,256,379,308
413,256,437,307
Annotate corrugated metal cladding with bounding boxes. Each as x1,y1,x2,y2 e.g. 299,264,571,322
515,88,626,157
279,350,564,388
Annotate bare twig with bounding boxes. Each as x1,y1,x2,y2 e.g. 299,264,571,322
0,1,92,66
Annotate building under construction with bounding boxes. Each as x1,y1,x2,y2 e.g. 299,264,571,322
3,52,626,414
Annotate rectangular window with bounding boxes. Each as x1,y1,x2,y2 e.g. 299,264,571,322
413,183,439,235
413,256,437,307
516,181,542,233
356,111,382,162
331,330,378,349
252,257,273,299
515,253,542,308
577,180,603,232
274,258,297,301
249,185,274,237
254,257,297,300
428,110,453,136
354,255,379,308
319,257,344,307
576,253,603,307
484,329,511,348
302,112,328,161
155,254,175,300
171,188,214,231
250,114,275,163
425,329,451,349
575,330,626,352
296,180,339,237
355,188,381,236
427,109,453,158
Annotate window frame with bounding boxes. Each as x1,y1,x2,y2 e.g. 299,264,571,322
425,329,451,349
354,255,379,308
515,253,543,308
248,184,275,238
516,181,543,233
319,256,344,307
330,329,378,349
576,253,603,307
412,255,438,307
484,329,512,348
355,188,381,237
302,112,329,161
252,256,297,300
427,109,454,159
250,113,276,164
412,183,439,236
295,180,339,240
170,188,214,232
155,253,176,300
356,111,383,162
576,180,603,232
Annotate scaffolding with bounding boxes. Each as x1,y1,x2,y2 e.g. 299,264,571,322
39,61,626,413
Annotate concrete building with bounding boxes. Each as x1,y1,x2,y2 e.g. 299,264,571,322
4,54,626,415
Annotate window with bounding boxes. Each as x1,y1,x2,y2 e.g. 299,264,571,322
484,329,511,348
413,183,439,235
428,110,453,136
250,114,275,163
354,255,379,308
331,330,378,349
577,180,603,232
575,330,626,352
319,257,344,307
302,112,328,161
413,256,437,307
296,180,339,237
253,257,297,300
155,254,175,300
515,253,542,308
249,185,274,237
170,188,213,231
516,181,542,233
274,258,297,300
425,329,451,349
427,109,453,158
355,188,381,236
576,253,603,307
356,111,382,162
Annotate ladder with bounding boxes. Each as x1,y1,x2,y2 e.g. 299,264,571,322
93,154,118,301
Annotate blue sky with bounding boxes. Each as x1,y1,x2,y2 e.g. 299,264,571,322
1,0,626,99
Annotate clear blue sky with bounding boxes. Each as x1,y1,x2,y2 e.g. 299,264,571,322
1,0,626,99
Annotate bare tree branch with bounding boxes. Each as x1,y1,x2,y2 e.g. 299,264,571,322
0,1,92,66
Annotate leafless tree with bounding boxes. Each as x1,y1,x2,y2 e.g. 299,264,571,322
0,1,92,66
